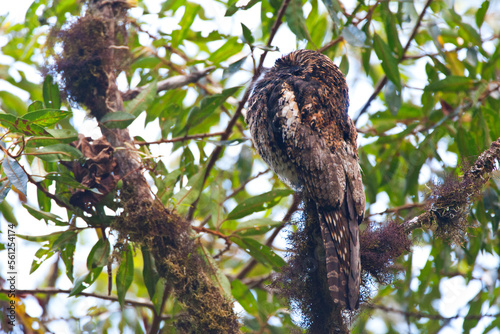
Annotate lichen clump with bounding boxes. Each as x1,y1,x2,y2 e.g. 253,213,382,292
51,15,128,119
114,189,239,333
427,172,482,245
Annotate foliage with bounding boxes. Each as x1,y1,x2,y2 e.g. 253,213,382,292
0,0,499,333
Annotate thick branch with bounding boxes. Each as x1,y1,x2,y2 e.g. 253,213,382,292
122,66,215,101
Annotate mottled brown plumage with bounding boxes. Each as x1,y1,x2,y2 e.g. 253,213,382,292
246,50,365,310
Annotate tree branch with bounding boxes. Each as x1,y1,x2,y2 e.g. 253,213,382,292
365,201,428,219
403,137,500,234
185,0,292,221
236,193,301,280
0,288,155,312
365,303,500,321
355,0,433,123
121,66,215,101
134,131,226,146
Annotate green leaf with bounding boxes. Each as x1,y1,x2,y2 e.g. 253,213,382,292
241,23,254,44
0,199,16,225
234,218,282,233
142,246,160,300
226,189,293,220
476,1,489,27
0,113,52,136
231,279,257,315
0,181,12,202
208,36,244,64
373,34,401,90
60,232,77,282
339,54,349,76
43,75,61,110
285,0,313,43
125,80,157,117
0,91,27,115
171,3,200,47
30,244,57,274
100,111,136,129
223,57,247,79
210,181,225,229
27,101,44,112
87,238,110,270
463,294,485,332
186,86,241,127
17,231,62,243
69,267,103,296
28,229,77,275
44,173,88,189
27,129,79,147
151,278,167,314
35,144,83,162
425,76,474,92
23,204,65,225
341,26,367,47
321,0,342,26
116,244,134,307
384,80,402,115
225,0,259,16
236,145,253,184
22,109,71,127
200,245,232,299
171,168,205,209
3,158,28,196
231,237,286,270
382,2,403,56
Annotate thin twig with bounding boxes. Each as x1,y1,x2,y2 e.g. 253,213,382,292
318,36,344,53
355,0,433,123
365,303,500,321
236,193,301,280
365,201,428,219
122,66,215,101
185,0,292,221
0,288,155,312
135,131,226,146
226,169,271,199
192,225,232,245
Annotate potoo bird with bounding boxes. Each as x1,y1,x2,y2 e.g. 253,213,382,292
246,50,365,310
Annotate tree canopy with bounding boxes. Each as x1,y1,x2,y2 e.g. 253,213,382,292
0,0,499,333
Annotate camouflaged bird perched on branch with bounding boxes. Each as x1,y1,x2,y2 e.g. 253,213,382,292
246,50,366,311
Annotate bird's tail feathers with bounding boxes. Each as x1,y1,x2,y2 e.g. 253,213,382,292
319,209,359,310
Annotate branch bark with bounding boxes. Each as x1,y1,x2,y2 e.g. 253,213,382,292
121,66,215,101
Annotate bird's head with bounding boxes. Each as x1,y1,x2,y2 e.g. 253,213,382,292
274,50,345,84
